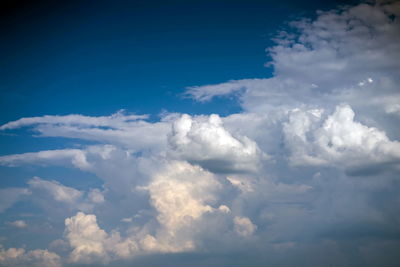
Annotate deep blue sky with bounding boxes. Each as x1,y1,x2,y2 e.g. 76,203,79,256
1,0,358,122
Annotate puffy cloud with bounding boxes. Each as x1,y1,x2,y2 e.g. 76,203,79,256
234,216,257,237
169,114,264,173
65,212,110,263
283,104,400,171
185,1,400,120
64,212,138,264
141,161,223,252
0,246,61,267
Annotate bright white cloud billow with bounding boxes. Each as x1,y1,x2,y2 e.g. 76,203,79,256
0,1,400,266
169,114,264,173
283,104,400,171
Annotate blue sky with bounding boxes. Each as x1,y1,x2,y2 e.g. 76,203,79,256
1,0,400,266
1,0,357,120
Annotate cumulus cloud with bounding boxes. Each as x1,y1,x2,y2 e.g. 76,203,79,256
141,161,223,252
283,104,400,171
0,246,61,267
234,216,257,237
169,114,264,173
65,212,136,263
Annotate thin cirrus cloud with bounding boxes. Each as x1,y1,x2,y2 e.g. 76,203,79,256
0,1,400,266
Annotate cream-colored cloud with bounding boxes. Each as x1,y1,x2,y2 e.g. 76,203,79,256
65,212,138,264
234,216,257,237
142,161,222,252
0,246,61,267
65,212,110,263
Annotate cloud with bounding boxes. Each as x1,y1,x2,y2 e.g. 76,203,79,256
168,114,265,173
28,177,83,204
233,216,257,237
27,177,106,214
65,212,114,263
63,161,245,263
0,110,147,130
283,104,400,171
0,111,169,152
0,0,400,266
7,220,27,229
186,1,400,119
0,188,30,213
0,149,91,170
0,246,61,267
141,161,224,253
185,79,257,102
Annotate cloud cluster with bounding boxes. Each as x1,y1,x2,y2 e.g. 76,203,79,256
0,246,61,267
187,1,400,119
65,212,137,264
0,0,400,266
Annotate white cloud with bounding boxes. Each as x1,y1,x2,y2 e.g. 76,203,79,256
0,111,169,152
0,149,91,170
185,79,259,102
0,1,400,266
65,212,110,263
26,177,106,214
28,177,83,204
0,110,147,130
284,104,400,170
0,246,61,267
169,114,264,173
8,220,27,229
185,1,400,120
65,212,138,264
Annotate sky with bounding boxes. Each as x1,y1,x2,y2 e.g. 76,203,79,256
0,0,399,266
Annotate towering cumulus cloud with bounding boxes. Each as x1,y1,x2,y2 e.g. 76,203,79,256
0,1,399,266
